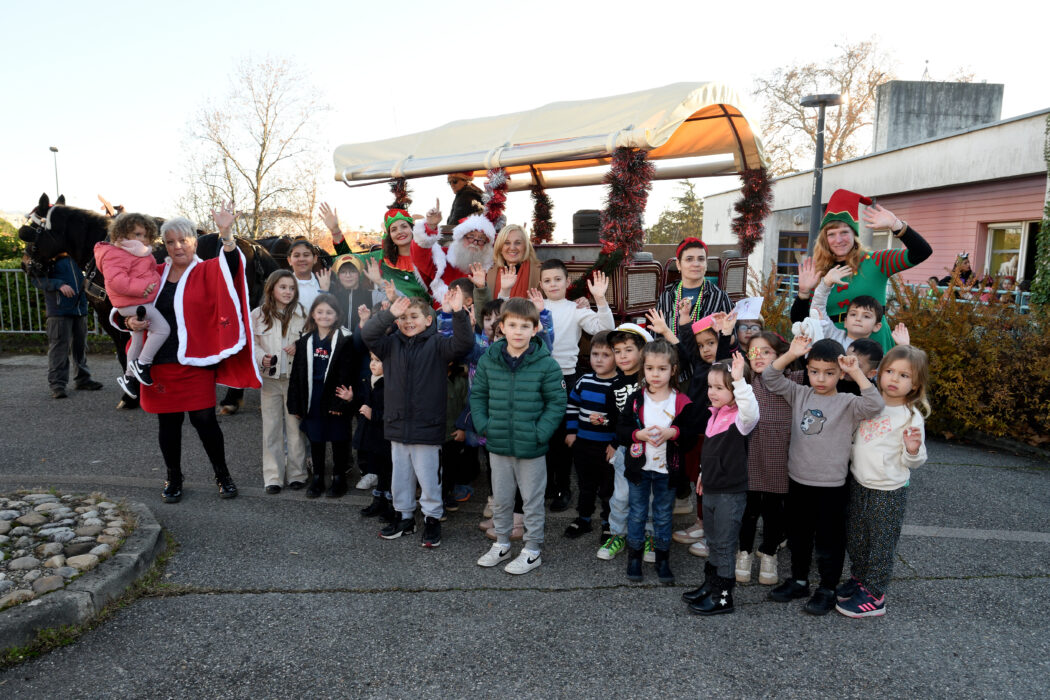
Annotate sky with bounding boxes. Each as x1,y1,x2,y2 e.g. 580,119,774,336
2,0,1048,240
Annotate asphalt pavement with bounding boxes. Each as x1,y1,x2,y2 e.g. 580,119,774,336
1,353,1048,699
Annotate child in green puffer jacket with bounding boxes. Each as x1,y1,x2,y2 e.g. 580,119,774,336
470,298,566,575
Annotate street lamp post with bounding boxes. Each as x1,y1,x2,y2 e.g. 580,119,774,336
49,146,60,199
800,94,842,253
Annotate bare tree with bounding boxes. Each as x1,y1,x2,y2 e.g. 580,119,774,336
177,56,329,238
753,40,895,175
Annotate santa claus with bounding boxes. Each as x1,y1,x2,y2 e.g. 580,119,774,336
412,208,496,301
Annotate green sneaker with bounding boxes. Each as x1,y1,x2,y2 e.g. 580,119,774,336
596,535,625,561
643,534,656,563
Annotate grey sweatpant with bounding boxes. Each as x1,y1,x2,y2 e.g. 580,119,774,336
116,303,170,367
490,453,547,552
846,479,908,597
703,492,747,579
391,442,442,520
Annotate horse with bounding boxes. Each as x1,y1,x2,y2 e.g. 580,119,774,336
256,235,334,271
19,193,280,412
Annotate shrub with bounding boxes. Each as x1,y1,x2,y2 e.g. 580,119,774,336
754,266,1050,446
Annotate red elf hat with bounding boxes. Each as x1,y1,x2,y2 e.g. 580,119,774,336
820,189,873,235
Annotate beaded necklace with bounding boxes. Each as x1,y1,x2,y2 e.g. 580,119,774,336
670,280,706,329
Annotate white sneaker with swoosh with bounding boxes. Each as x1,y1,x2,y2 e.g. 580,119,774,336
504,550,542,575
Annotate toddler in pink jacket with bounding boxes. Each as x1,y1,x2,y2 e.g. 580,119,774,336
94,213,170,395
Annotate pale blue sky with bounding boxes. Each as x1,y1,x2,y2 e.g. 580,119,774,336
2,0,1047,238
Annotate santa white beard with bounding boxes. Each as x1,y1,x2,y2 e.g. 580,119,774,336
445,240,494,272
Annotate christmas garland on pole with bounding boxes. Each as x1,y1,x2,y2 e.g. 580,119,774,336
389,177,412,209
483,167,509,230
530,185,555,244
731,167,772,257
567,147,654,299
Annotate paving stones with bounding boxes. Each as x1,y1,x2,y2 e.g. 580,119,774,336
0,491,134,610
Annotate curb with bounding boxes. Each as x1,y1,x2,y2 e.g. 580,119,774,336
0,501,164,651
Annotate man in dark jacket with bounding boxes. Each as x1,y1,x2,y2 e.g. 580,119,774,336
27,253,102,398
362,290,474,547
446,172,484,226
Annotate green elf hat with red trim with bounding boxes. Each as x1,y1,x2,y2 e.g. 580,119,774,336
383,208,414,233
820,189,873,235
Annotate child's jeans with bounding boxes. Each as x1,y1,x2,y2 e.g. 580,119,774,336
627,470,675,552
610,448,654,537
117,302,170,368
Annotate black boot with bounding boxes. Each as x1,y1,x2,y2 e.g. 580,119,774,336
306,471,325,499
626,546,643,582
327,466,348,498
690,576,735,616
361,494,387,517
682,561,717,603
654,548,674,585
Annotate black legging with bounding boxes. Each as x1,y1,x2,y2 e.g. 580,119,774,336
310,440,350,478
158,408,230,485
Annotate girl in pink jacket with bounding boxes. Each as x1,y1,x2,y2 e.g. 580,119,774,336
94,213,170,395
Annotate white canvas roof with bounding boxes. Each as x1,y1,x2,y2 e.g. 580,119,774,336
333,82,767,187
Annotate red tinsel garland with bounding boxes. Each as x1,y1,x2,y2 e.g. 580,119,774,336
389,177,412,209
484,168,509,226
567,148,654,299
731,167,772,257
530,185,555,244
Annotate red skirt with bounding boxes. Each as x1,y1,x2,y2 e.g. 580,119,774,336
140,362,217,414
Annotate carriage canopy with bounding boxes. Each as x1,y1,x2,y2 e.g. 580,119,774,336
332,82,768,189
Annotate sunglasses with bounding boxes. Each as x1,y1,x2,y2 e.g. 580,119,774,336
448,178,465,185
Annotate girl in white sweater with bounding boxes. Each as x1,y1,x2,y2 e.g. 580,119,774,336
252,270,308,493
837,345,930,618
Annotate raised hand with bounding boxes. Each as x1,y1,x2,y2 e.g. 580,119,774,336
587,270,609,302
720,310,738,336
316,268,331,292
335,385,353,402
676,296,692,325
824,264,852,288
426,206,442,228
364,258,383,286
797,257,820,294
527,287,545,312
862,202,898,231
382,279,397,303
499,264,518,295
319,202,340,235
357,304,371,325
445,286,464,312
788,334,812,358
469,262,487,288
838,353,860,375
891,322,911,346
212,201,236,240
390,296,411,318
711,311,728,334
645,308,672,339
903,426,922,455
730,351,746,381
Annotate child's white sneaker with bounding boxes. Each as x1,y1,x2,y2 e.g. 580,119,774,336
504,549,541,575
688,539,710,557
477,543,512,568
758,552,778,585
672,520,705,544
735,550,753,583
355,473,378,490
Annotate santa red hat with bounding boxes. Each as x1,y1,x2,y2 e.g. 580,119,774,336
820,189,873,235
451,214,496,245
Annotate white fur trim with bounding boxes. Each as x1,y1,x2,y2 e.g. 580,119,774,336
431,245,448,285
173,250,251,368
430,279,449,301
451,214,495,243
413,220,439,248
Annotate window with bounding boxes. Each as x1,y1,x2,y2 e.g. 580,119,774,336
870,230,903,253
985,222,1032,280
777,231,808,278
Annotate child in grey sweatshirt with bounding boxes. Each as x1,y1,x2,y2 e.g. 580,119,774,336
762,336,884,616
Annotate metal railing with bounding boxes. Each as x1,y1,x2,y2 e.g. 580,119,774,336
0,268,103,334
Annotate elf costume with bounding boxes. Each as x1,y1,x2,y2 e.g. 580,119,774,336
334,208,431,302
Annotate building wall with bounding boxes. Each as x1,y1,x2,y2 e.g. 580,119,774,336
876,174,1047,283
873,81,1003,152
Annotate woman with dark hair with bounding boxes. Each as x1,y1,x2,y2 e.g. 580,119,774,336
792,190,932,351
322,202,430,302
937,252,977,288
655,238,732,331
124,205,261,503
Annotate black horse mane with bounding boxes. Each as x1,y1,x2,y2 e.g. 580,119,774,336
45,206,111,268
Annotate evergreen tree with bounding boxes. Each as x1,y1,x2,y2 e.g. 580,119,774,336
647,181,703,244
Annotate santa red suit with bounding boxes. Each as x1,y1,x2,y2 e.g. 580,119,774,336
411,214,496,301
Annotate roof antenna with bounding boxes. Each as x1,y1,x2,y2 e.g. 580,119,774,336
921,60,931,82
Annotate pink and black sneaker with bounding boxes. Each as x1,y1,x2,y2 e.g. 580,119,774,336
835,585,886,618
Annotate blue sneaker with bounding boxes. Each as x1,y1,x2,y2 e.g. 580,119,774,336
452,485,473,502
835,585,886,618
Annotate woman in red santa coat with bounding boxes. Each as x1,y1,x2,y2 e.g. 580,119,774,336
124,204,261,504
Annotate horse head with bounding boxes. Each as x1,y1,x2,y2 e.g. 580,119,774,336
19,193,109,268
